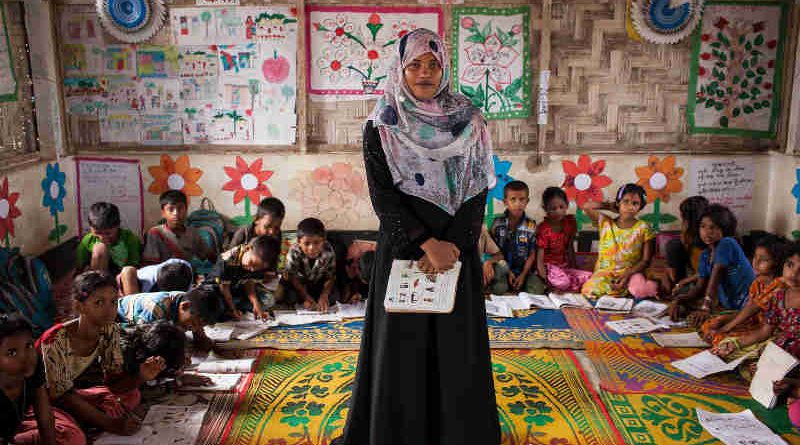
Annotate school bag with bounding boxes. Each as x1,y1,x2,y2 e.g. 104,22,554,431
0,246,53,336
187,197,230,275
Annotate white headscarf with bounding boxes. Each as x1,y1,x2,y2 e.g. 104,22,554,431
369,28,496,215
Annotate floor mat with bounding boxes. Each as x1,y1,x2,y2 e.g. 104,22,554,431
601,392,800,445
563,307,630,342
219,349,623,445
224,310,584,350
586,338,749,395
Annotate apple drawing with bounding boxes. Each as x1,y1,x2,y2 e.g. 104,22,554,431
262,49,290,83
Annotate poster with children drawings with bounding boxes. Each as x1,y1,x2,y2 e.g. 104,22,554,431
221,82,253,109
687,1,787,137
64,76,105,96
61,9,104,45
62,44,104,76
209,108,253,143
306,6,443,101
179,46,219,78
182,104,216,143
75,157,144,236
137,45,180,78
100,113,140,143
180,77,219,102
171,8,218,46
218,43,261,79
452,6,531,119
140,115,183,145
103,45,137,76
137,78,180,114
0,6,16,101
101,75,139,111
66,96,106,117
215,7,246,43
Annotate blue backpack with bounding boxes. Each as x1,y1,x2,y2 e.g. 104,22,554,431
187,198,229,274
0,247,53,336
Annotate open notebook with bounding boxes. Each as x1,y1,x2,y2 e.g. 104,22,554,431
384,260,461,314
750,341,800,409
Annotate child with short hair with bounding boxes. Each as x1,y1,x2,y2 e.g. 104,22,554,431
669,204,755,327
536,186,591,293
76,202,141,273
208,235,281,320
581,183,659,298
0,313,82,445
228,197,285,248
118,259,193,296
142,190,212,265
284,218,336,312
37,271,163,438
702,234,786,345
664,196,710,293
490,180,545,294
341,244,376,304
117,286,223,351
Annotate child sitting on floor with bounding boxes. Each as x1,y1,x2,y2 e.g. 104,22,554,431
536,187,591,293
118,258,193,296
668,204,755,327
341,245,376,304
76,202,141,274
479,225,507,293
702,234,786,345
228,197,285,248
120,322,212,389
581,183,658,299
117,286,223,352
208,235,281,320
664,196,709,294
0,313,76,445
712,242,800,385
37,272,163,438
489,180,545,294
142,190,212,266
284,218,336,312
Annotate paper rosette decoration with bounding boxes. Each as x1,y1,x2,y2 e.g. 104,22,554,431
96,0,166,43
631,0,705,44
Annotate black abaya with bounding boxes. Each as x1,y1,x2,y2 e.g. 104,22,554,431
337,122,501,445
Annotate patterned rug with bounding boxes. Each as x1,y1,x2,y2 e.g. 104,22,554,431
586,338,749,395
218,349,623,445
601,392,800,445
563,307,630,342
223,310,584,350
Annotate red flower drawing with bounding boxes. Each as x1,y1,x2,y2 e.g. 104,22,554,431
0,177,21,241
222,156,274,205
561,155,612,207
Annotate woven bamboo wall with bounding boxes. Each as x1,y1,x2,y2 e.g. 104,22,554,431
56,0,798,156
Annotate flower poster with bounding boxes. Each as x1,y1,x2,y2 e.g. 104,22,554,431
688,1,787,137
452,6,530,119
306,6,443,101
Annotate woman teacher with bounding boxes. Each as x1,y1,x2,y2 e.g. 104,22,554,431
332,29,501,445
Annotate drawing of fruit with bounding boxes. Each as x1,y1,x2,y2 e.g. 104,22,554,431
262,50,290,83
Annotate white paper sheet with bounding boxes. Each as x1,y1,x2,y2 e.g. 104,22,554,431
595,296,634,312
384,260,461,314
336,301,367,319
485,301,514,318
196,358,255,373
605,317,664,335
696,409,788,445
179,373,241,392
750,342,800,409
631,300,669,318
652,332,710,348
672,350,754,379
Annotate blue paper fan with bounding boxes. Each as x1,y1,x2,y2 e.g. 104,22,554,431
97,0,166,43
632,0,705,44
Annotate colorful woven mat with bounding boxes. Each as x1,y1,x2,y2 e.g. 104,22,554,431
226,309,584,350
586,337,749,395
219,349,623,445
563,307,630,342
601,392,800,445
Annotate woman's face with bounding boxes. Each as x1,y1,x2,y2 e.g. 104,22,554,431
403,52,443,101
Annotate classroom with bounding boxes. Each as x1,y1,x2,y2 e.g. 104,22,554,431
2,0,800,444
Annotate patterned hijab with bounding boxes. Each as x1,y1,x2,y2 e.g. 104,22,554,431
369,28,496,215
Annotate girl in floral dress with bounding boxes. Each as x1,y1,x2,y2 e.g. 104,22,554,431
581,183,659,298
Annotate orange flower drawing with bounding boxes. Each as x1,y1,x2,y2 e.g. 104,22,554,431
290,162,372,228
561,155,612,207
0,177,21,243
635,155,684,203
147,155,203,199
222,156,274,205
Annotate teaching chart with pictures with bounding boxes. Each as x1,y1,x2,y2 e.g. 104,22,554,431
60,5,298,145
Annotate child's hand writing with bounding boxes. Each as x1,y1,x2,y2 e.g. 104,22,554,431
710,340,737,359
303,299,316,310
139,356,166,381
687,309,711,327
229,309,243,321
612,273,631,291
179,373,213,387
318,295,330,312
511,273,526,291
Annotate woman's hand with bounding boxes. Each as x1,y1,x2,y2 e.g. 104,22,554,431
421,239,460,271
139,356,166,382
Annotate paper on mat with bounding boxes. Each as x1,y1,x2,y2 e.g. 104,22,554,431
179,373,241,392
595,296,634,312
485,301,514,318
94,404,208,445
750,342,800,409
672,350,754,379
491,295,533,311
652,332,710,348
337,301,367,318
696,408,788,445
196,358,255,374
204,325,235,342
632,300,669,318
605,317,664,335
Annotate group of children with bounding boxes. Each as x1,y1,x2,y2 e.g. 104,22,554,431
0,190,374,444
481,178,800,426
